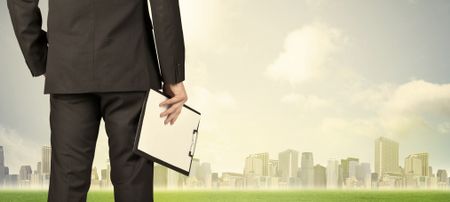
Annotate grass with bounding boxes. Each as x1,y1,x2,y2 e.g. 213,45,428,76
0,189,449,202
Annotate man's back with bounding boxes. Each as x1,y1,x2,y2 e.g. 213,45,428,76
6,1,189,201
7,0,185,94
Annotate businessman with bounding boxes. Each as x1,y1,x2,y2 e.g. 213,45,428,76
7,0,187,201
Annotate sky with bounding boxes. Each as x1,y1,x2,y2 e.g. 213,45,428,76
1,0,449,175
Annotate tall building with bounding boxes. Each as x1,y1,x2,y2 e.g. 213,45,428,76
314,164,326,188
153,164,185,189
405,153,429,177
326,159,339,188
91,167,99,181
374,137,399,179
186,158,201,187
90,167,100,187
341,157,359,180
19,165,32,181
300,152,314,187
100,159,111,187
42,146,51,175
404,154,423,176
436,169,448,184
244,154,264,176
0,146,5,185
154,164,168,188
198,162,212,187
167,168,182,189
254,153,269,176
101,169,108,182
211,172,219,188
278,149,299,179
37,162,42,175
356,162,371,188
189,158,201,180
268,160,279,177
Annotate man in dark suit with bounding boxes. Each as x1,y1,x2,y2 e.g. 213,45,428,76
6,0,188,201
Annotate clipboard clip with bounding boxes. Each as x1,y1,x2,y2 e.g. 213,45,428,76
188,120,200,157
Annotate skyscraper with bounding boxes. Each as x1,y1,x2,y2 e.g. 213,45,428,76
167,168,182,189
268,160,279,177
404,154,423,176
153,164,168,188
405,153,429,177
254,153,269,176
211,172,219,188
374,137,399,179
100,158,111,187
42,146,51,175
198,162,212,187
326,159,339,188
244,154,263,176
356,162,371,188
341,157,359,180
91,167,99,181
19,165,32,181
436,169,448,184
314,164,326,188
300,152,314,187
189,158,201,179
37,162,42,175
278,149,299,179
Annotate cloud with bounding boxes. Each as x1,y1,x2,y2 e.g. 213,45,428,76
265,22,346,85
320,117,382,139
382,80,450,115
281,93,333,111
437,122,450,134
314,79,450,145
379,80,450,136
188,86,237,111
351,82,395,111
0,125,40,174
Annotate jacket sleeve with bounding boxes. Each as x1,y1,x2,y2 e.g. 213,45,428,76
7,0,48,77
149,0,185,84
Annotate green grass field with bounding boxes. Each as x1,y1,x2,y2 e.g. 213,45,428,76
1,190,449,202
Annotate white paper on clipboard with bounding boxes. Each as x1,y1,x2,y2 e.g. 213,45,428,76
133,88,201,176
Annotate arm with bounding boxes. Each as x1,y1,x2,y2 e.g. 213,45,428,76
149,0,185,84
149,0,187,125
7,0,48,77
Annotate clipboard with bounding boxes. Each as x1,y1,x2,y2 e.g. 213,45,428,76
133,88,201,176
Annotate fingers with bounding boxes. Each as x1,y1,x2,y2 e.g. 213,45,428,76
159,84,188,125
159,95,186,107
160,102,182,117
170,112,179,125
159,96,187,125
164,108,181,125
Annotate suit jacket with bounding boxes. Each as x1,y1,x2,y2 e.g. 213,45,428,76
7,0,185,94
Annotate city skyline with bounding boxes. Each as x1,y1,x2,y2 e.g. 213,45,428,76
0,137,448,175
1,133,449,176
1,136,449,189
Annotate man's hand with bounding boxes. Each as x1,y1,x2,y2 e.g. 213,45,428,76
159,82,188,125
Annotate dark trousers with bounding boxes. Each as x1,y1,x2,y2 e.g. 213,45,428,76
47,91,154,202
